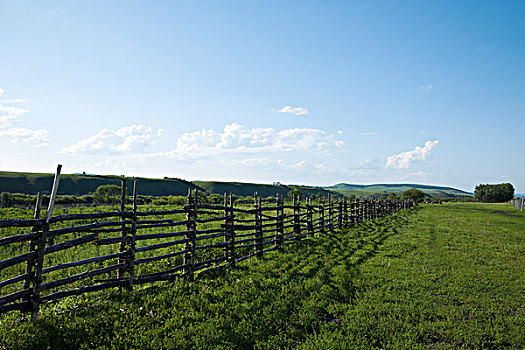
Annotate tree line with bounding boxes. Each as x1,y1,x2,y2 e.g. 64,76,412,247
474,183,515,203
6,182,509,208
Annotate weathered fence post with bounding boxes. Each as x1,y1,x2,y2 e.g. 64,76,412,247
29,217,48,323
327,195,333,231
184,189,197,281
22,193,43,314
254,193,263,258
319,196,325,234
354,199,359,223
306,198,313,236
348,199,353,225
293,195,301,240
337,198,343,229
276,194,284,248
223,193,236,266
343,198,347,226
118,179,127,282
126,180,138,290
29,164,61,323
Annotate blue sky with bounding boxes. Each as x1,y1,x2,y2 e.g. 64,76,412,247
1,1,524,193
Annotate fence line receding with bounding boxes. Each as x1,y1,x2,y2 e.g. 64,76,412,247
0,178,413,322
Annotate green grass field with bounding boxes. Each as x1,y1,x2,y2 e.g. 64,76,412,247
1,203,523,349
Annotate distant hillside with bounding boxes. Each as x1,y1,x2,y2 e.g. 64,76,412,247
0,171,473,199
325,183,473,198
193,181,333,198
0,171,201,196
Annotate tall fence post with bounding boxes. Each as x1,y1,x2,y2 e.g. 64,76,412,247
293,195,301,240
223,193,236,266
307,198,313,236
118,179,127,282
184,189,197,281
327,195,333,231
30,164,61,323
337,198,343,229
319,196,325,234
23,193,43,313
343,198,347,226
127,180,138,290
254,193,263,258
276,194,284,248
349,199,354,225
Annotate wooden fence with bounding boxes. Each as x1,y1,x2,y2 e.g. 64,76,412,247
0,177,413,322
510,197,524,211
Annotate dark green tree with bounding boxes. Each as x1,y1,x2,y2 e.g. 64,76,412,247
474,183,514,203
208,193,224,204
1,192,11,208
401,188,425,203
287,188,303,200
93,184,121,204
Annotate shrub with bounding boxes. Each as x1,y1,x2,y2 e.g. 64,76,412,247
474,183,514,203
401,188,425,203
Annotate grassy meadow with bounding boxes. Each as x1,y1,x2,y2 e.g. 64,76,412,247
0,202,523,349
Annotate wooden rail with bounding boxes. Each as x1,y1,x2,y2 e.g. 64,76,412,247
0,180,413,321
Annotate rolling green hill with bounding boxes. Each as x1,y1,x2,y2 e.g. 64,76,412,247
0,171,472,199
325,183,473,198
0,171,201,196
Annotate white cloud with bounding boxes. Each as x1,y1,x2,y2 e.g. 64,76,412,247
228,157,333,176
0,98,27,103
358,158,384,169
0,100,30,128
169,123,342,158
0,127,50,147
403,171,434,179
0,115,19,128
0,89,50,147
419,84,433,93
275,106,309,115
360,131,382,136
61,124,164,154
337,130,343,135
385,140,439,169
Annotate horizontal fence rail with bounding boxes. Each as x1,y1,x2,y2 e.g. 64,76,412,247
0,178,413,322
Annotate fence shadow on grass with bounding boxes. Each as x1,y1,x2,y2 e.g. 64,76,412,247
0,177,414,322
